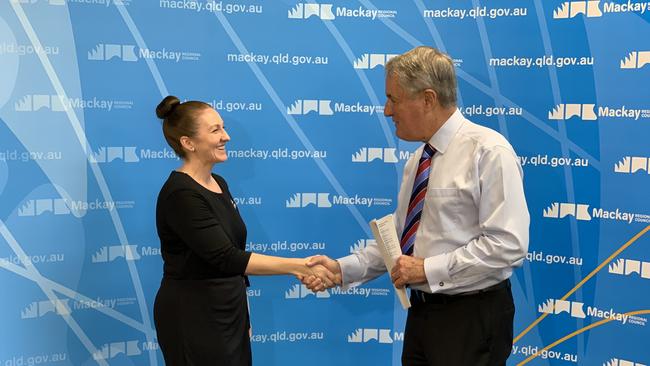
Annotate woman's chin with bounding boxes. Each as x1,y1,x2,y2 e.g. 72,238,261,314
214,152,228,163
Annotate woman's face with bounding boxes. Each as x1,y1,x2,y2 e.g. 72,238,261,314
187,108,230,164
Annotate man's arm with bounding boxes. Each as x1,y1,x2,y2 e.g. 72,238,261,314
303,240,388,291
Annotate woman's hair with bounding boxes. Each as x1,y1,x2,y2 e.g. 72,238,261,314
155,96,211,158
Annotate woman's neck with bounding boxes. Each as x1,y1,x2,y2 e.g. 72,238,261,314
178,161,213,185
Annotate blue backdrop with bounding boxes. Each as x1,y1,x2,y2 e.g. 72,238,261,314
0,1,649,365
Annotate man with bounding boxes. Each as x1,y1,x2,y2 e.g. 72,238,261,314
304,46,529,366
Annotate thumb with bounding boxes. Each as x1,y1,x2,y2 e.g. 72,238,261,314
306,255,324,267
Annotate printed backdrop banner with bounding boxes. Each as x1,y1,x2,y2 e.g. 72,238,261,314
0,1,649,365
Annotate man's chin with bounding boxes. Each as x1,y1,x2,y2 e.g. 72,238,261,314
395,131,417,142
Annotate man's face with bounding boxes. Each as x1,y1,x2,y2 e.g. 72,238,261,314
384,74,429,142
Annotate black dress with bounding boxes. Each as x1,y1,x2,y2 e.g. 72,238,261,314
154,171,252,366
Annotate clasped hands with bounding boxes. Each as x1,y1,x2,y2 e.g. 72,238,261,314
297,255,427,292
294,256,341,292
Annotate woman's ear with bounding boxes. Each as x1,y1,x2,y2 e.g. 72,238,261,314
179,136,195,153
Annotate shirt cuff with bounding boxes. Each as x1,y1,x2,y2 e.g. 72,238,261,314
424,253,452,293
337,254,364,288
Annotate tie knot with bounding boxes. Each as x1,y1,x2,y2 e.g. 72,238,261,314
421,143,435,160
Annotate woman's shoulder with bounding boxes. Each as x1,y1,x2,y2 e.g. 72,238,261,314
163,170,191,187
160,171,202,198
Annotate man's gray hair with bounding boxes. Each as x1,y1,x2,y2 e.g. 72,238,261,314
385,46,457,108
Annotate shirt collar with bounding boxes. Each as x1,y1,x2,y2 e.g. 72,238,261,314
426,108,464,154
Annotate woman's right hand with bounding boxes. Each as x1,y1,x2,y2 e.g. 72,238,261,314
293,258,340,292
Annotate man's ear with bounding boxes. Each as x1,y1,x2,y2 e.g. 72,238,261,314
423,89,438,109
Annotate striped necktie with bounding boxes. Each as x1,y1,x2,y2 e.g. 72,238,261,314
400,143,435,255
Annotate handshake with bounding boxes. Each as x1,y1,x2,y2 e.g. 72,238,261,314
292,254,427,292
294,255,342,293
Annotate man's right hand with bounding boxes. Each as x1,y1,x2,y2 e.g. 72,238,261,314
303,255,342,291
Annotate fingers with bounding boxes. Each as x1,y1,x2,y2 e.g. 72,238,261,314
390,257,401,281
321,278,333,288
318,266,337,283
391,272,406,288
306,255,342,280
310,278,327,292
390,269,403,288
390,267,409,288
391,256,407,288
390,255,426,288
314,264,343,287
313,269,334,288
298,261,327,290
302,255,343,290
301,274,317,287
302,275,326,292
301,266,339,291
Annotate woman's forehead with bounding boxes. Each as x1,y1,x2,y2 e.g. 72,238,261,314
198,108,224,126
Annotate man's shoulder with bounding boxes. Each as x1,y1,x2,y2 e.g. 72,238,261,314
457,118,513,151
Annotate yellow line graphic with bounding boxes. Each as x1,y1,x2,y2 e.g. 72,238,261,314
517,310,650,365
514,224,650,344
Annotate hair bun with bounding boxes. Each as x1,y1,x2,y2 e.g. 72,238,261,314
156,95,181,119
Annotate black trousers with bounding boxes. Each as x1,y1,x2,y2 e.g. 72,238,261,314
402,281,514,366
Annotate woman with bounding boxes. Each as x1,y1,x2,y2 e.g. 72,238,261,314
153,96,335,366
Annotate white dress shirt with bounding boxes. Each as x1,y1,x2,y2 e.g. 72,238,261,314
338,109,530,294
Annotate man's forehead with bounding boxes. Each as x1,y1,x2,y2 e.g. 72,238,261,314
385,74,403,94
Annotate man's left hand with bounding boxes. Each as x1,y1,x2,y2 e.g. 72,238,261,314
391,255,426,288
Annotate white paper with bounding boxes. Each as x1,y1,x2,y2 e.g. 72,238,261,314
369,214,411,309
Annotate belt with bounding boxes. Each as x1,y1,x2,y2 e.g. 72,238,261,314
411,279,510,304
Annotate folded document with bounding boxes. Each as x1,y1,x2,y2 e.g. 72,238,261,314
369,214,411,309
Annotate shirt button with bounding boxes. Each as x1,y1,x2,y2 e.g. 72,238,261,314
439,282,444,287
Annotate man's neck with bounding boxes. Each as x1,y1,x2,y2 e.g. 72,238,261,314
422,106,457,142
